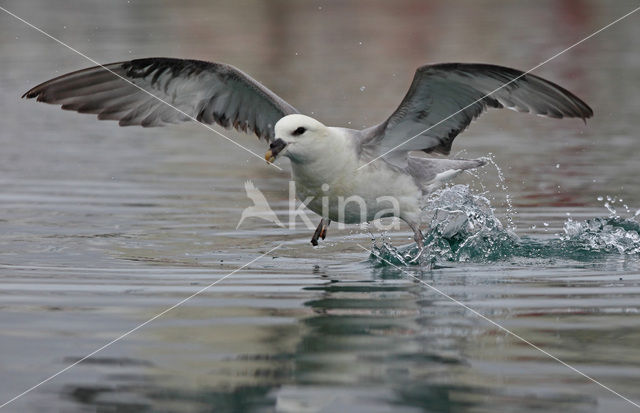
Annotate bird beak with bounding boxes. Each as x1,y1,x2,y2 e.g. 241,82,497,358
265,138,287,163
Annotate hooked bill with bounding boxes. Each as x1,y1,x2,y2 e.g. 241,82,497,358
265,138,287,163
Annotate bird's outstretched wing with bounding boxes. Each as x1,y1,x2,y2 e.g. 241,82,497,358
360,63,593,166
23,57,299,141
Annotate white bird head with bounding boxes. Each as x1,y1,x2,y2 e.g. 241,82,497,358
265,114,329,164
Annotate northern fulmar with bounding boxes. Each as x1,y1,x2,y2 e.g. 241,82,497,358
23,58,593,248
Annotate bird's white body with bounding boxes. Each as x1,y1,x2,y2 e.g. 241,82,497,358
276,116,430,231
291,132,421,224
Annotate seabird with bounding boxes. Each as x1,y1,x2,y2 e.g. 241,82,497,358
23,58,593,248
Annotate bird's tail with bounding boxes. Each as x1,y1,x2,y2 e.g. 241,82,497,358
407,156,486,194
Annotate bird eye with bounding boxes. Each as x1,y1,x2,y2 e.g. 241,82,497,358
292,126,306,136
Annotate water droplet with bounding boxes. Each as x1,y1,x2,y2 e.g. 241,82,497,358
483,155,516,231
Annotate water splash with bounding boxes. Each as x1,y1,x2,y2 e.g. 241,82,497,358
372,185,518,266
562,217,640,255
370,185,640,266
461,153,516,231
484,154,516,231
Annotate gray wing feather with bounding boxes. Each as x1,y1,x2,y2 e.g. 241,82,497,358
23,58,298,141
407,156,485,182
361,63,593,165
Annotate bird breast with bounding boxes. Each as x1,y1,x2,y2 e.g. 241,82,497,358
294,157,421,224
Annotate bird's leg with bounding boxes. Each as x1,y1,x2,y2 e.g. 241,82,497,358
403,217,424,249
405,220,428,263
412,225,424,249
311,218,330,246
320,219,330,240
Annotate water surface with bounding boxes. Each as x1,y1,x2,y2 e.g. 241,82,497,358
1,0,640,412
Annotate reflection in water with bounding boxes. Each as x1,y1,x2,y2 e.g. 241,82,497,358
56,261,635,412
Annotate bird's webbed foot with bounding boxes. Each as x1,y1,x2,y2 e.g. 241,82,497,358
311,218,330,246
